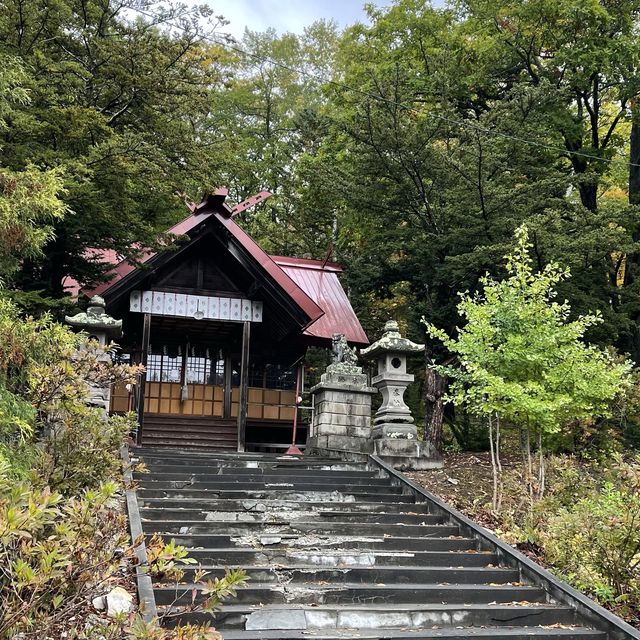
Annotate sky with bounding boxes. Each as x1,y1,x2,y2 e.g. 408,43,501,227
208,0,381,39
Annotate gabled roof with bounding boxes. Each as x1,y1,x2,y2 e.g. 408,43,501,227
65,194,368,345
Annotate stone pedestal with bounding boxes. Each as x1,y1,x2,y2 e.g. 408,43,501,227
307,364,376,455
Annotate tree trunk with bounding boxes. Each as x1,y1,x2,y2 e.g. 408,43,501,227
495,413,503,511
488,413,498,512
538,431,546,499
424,353,448,453
630,99,640,206
524,429,534,507
578,181,598,212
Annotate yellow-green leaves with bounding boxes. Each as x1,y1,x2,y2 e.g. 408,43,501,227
425,224,632,441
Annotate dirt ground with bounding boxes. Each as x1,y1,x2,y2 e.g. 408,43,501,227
406,452,516,525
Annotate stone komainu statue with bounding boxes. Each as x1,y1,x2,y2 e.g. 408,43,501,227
331,333,359,367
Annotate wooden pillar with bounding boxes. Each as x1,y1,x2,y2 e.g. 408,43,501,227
223,353,232,419
137,313,151,445
237,321,251,452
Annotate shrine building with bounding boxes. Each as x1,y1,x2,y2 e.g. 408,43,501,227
70,189,368,452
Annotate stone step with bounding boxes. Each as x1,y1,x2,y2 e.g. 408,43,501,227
208,628,606,639
140,465,381,479
159,533,481,552
139,475,393,488
140,519,462,537
134,476,396,493
137,496,432,514
138,507,445,525
153,582,547,606
162,602,577,631
135,487,417,503
130,448,621,640
163,547,497,567
133,450,364,469
156,564,521,585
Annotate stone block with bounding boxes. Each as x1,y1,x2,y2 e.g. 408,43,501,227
373,407,414,422
312,423,371,439
308,434,373,454
246,609,307,630
371,423,417,439
372,438,443,470
305,610,337,629
319,370,369,387
338,611,412,628
313,413,371,428
311,379,376,395
314,401,372,417
314,389,373,406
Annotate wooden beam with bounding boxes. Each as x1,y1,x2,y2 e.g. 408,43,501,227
237,321,251,452
137,313,151,444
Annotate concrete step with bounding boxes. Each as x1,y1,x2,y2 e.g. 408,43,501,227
135,485,414,503
160,547,497,567
140,519,463,537
133,450,363,469
129,448,614,640
138,507,446,525
153,582,548,606
134,471,390,489
207,628,606,639
140,465,382,479
134,476,396,493
137,496,432,514
156,564,521,585
162,602,577,631
160,533,481,552
137,488,415,504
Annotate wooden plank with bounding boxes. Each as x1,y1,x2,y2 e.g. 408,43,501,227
237,321,250,452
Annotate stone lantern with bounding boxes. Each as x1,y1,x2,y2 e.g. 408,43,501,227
361,320,442,469
65,295,123,347
65,295,123,413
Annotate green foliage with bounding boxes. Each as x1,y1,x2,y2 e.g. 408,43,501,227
0,479,129,637
534,457,640,623
0,0,229,298
0,164,68,278
39,409,136,496
0,294,141,490
426,225,632,438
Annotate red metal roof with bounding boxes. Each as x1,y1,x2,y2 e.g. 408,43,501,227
271,256,369,346
65,197,367,345
213,214,324,326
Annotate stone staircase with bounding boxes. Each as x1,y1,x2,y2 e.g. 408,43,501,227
130,447,627,639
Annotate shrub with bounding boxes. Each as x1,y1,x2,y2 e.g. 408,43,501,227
538,459,640,622
38,408,137,495
0,478,129,638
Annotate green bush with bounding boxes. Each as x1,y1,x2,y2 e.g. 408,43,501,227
543,477,640,612
0,478,129,637
0,472,247,639
38,408,136,495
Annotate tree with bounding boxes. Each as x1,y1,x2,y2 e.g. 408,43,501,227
0,55,67,283
0,0,229,298
426,226,632,509
214,22,341,258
